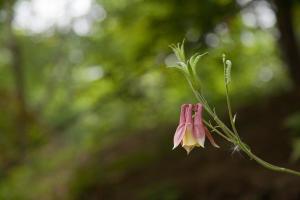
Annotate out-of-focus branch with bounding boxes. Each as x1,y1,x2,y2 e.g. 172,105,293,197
5,1,28,148
35,34,68,113
273,0,300,87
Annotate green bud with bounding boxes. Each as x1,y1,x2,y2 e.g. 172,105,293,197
225,60,232,84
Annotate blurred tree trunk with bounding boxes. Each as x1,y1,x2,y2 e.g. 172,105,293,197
5,1,28,149
273,0,300,87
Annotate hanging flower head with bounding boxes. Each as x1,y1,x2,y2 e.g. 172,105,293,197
168,40,300,177
173,103,219,154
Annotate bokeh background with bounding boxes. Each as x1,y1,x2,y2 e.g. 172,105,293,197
1,0,300,199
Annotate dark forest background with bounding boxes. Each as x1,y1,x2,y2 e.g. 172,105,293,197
1,0,300,199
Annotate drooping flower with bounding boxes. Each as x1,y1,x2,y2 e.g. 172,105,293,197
173,103,219,154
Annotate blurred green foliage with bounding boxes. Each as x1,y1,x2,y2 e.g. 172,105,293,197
0,0,299,199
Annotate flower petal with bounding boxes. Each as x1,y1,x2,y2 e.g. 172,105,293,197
179,104,188,124
173,104,188,149
181,104,200,154
193,104,205,147
204,127,220,148
185,104,193,124
182,124,196,146
173,124,186,149
182,124,199,154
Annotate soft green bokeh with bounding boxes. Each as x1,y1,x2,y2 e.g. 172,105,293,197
0,0,299,199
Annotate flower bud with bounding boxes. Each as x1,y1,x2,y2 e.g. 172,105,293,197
225,60,232,84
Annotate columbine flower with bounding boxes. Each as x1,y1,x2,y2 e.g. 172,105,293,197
173,103,219,154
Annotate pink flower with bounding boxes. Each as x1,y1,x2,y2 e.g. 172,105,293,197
173,103,219,154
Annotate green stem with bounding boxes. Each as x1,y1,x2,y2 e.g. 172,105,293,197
203,120,232,142
239,141,300,176
210,103,300,176
185,74,238,140
223,58,239,137
186,69,300,177
170,42,300,177
225,84,239,136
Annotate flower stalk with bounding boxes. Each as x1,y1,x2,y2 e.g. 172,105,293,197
169,40,300,177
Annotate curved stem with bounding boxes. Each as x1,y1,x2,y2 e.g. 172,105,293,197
170,42,300,177
210,104,300,176
188,73,300,177
239,141,300,176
